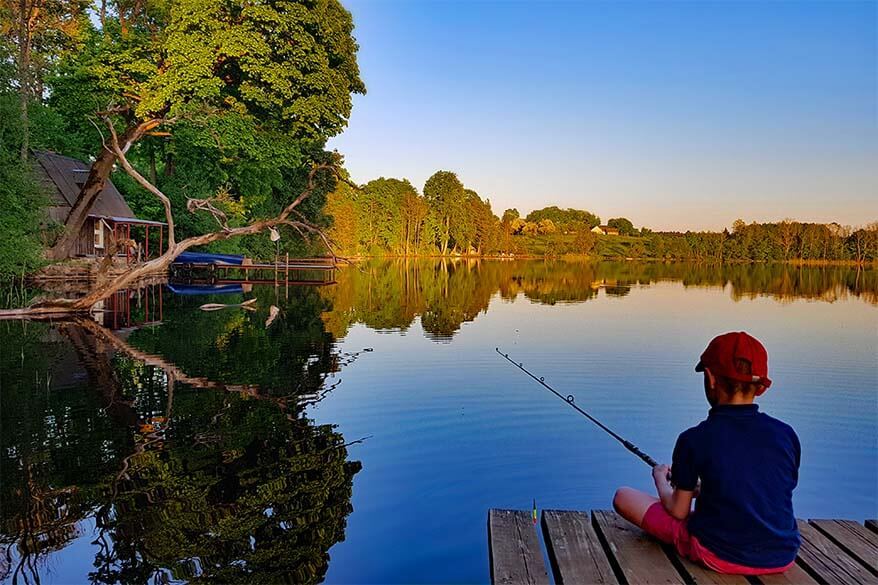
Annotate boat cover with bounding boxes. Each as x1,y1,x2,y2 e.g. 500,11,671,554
173,251,245,265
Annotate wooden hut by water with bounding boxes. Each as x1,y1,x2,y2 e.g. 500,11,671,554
32,150,167,260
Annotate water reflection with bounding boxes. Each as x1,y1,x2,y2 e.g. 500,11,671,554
320,259,876,341
1,259,874,583
0,285,361,584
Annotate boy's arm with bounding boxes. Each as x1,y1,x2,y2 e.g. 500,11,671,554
652,464,695,520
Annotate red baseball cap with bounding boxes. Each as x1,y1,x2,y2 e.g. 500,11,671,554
695,332,772,394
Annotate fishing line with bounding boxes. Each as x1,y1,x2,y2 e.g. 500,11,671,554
496,347,657,468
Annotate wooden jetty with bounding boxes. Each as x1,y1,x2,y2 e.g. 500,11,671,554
488,509,878,585
171,255,337,285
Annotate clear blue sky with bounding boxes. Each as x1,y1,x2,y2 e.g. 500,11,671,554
328,0,877,231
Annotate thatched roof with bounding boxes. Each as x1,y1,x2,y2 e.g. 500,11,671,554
32,150,135,223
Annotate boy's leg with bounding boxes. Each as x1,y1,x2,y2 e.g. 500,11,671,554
614,487,690,553
613,487,659,527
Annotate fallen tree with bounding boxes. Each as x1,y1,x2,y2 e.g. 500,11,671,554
1,117,346,318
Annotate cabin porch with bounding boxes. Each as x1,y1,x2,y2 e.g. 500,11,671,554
76,215,168,263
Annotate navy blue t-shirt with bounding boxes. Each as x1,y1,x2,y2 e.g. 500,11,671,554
671,404,801,568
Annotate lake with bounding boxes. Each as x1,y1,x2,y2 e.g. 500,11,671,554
1,260,876,584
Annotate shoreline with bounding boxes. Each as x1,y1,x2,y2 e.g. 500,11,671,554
333,254,876,267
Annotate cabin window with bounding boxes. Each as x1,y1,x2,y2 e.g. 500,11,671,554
94,221,105,249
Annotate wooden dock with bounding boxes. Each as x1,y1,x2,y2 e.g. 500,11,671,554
170,256,337,285
488,509,878,585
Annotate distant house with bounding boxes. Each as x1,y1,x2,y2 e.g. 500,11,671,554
33,150,166,260
591,225,620,236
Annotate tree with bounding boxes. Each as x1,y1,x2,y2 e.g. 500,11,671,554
526,206,600,231
359,178,417,253
537,219,556,235
850,222,878,264
400,188,429,255
325,179,360,255
423,171,465,254
0,0,88,161
509,218,527,235
463,191,500,254
501,208,519,224
607,217,635,236
521,221,539,236
500,208,519,244
452,189,481,253
776,219,800,260
573,224,595,255
0,95,49,277
47,0,365,259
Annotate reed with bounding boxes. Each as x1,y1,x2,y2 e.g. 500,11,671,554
1,273,36,309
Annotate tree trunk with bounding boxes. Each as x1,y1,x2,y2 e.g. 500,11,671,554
164,151,175,176
18,0,30,162
48,145,118,259
48,121,154,260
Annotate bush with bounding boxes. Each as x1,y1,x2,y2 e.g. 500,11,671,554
0,156,49,278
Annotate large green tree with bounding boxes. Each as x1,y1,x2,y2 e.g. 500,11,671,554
423,170,465,254
359,178,416,253
400,186,429,255
525,206,600,232
0,0,89,161
47,0,365,259
607,217,636,236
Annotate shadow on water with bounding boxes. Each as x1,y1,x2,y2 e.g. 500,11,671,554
0,259,874,583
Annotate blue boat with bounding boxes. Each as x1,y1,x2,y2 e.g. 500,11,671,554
173,251,246,265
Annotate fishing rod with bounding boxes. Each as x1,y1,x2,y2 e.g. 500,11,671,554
496,347,657,468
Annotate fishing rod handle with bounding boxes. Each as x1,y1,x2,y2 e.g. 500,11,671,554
621,439,658,468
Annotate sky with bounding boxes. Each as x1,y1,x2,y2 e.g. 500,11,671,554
327,0,877,231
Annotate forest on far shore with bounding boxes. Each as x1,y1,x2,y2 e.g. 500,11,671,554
324,170,878,263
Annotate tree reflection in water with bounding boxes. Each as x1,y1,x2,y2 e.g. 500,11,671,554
0,286,362,584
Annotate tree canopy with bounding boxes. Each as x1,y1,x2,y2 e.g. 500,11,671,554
325,170,505,257
9,0,367,259
607,217,636,235
525,206,600,232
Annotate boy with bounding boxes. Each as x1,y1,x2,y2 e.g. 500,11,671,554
613,331,801,575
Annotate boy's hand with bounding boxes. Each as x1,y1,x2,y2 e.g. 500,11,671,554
652,464,672,488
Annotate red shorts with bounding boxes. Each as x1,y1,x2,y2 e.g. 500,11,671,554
641,503,795,576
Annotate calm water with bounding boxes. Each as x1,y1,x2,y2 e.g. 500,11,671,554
1,260,876,584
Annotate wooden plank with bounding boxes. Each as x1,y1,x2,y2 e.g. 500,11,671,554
662,546,749,585
866,520,878,535
796,520,878,585
757,563,820,585
541,510,618,584
488,509,549,585
591,510,685,584
810,519,878,575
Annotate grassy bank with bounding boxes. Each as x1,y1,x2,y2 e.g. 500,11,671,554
512,233,645,258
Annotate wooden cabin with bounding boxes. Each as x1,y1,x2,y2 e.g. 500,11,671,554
33,150,167,260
